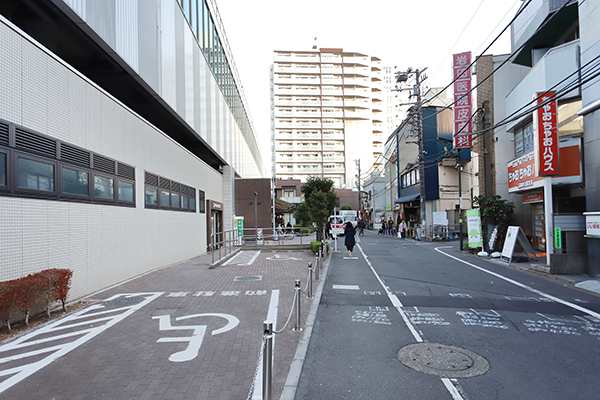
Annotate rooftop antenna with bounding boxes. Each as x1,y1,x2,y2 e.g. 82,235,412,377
312,36,317,50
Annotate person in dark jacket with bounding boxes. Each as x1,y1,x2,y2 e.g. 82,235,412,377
344,221,356,257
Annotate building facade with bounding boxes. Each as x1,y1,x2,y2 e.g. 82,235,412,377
492,0,592,273
271,48,386,189
0,0,264,300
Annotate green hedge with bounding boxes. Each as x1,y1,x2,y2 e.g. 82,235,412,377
310,241,329,255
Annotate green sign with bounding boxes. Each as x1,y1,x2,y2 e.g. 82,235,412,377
466,209,482,248
554,227,562,249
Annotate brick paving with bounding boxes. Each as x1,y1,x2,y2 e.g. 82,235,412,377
0,249,321,400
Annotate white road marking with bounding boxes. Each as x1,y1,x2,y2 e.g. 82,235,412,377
154,313,240,362
332,284,360,290
435,246,600,320
357,244,465,400
0,292,163,394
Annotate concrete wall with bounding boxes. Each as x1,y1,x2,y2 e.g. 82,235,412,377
0,17,221,300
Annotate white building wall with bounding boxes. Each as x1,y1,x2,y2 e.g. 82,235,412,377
0,17,221,300
55,0,263,179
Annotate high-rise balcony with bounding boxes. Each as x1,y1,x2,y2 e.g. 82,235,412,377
274,109,320,118
274,87,320,96
274,76,321,85
274,52,320,64
273,65,320,75
274,97,321,106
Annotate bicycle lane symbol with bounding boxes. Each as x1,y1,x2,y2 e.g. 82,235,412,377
153,313,240,362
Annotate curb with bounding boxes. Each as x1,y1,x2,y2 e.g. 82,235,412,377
279,252,331,400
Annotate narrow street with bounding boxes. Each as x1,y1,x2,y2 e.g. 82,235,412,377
296,231,600,400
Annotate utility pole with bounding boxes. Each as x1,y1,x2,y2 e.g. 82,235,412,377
355,159,362,217
415,69,426,240
394,67,427,240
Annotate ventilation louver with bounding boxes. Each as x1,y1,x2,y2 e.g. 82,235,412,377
117,163,135,179
61,144,91,167
93,154,116,174
0,122,8,146
145,172,159,186
15,128,57,158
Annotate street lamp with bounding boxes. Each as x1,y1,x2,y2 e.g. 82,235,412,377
254,191,258,250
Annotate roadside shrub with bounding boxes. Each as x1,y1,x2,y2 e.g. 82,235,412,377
0,268,73,331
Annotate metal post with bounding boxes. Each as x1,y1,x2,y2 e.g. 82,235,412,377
314,255,320,281
293,279,302,332
458,148,463,251
307,263,313,299
254,191,258,250
262,320,273,400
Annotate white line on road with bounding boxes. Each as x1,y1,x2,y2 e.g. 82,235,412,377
435,247,600,320
332,284,360,290
357,244,466,400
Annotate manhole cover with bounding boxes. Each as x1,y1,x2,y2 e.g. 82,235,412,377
397,343,489,378
234,275,262,282
104,296,144,307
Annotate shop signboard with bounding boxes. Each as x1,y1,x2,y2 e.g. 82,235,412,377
523,192,543,204
466,209,482,248
507,138,582,193
453,51,473,149
501,226,538,263
584,212,600,239
535,92,559,176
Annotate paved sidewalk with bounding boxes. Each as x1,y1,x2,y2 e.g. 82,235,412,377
0,249,326,400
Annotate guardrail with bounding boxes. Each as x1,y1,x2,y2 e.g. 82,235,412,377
209,227,318,264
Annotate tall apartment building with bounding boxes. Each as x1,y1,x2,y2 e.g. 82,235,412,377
271,48,387,189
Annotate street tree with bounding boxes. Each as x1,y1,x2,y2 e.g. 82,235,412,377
294,177,338,240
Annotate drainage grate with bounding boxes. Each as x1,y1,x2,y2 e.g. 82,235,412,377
397,343,489,378
234,275,262,282
104,296,144,307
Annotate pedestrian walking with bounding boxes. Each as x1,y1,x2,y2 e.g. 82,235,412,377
357,218,365,236
399,220,407,239
388,218,394,236
344,221,356,257
380,219,385,235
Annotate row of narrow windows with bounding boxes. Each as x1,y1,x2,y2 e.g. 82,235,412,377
0,119,205,214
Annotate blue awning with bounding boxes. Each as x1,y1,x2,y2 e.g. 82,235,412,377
394,194,420,205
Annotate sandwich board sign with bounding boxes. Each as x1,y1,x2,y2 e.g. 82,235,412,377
501,226,538,264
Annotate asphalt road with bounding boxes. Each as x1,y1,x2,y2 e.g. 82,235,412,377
295,232,600,400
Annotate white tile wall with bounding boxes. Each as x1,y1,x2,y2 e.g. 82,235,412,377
0,17,215,301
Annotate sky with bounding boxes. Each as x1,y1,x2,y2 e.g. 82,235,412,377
215,0,523,173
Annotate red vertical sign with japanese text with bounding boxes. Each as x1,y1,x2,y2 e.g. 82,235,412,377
536,92,559,176
453,52,472,148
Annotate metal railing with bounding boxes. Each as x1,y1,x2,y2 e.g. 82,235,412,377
209,227,319,264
